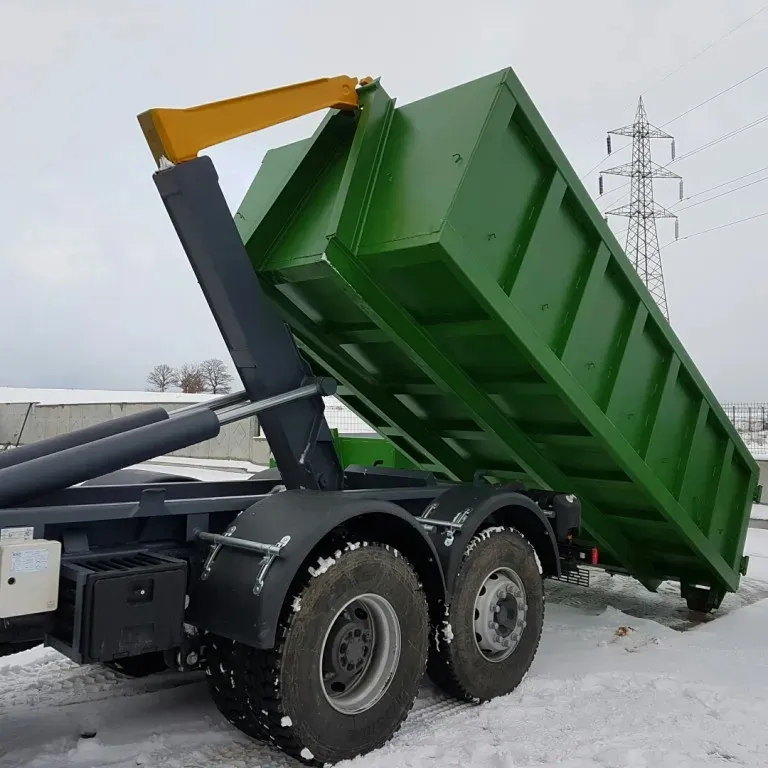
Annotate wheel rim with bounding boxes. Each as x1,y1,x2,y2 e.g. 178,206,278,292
319,593,401,715
473,567,527,662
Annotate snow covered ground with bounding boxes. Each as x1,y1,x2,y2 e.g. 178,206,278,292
3,530,768,768
131,456,268,481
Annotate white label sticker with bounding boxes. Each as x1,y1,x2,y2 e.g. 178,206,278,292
10,549,50,574
1,527,34,544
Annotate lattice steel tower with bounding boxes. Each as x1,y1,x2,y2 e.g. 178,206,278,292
599,97,682,320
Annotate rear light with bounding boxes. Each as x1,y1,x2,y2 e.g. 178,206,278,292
591,547,599,566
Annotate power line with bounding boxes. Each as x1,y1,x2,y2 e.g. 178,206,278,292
673,174,768,212
673,113,768,162
672,164,768,203
580,147,629,181
660,64,768,128
600,186,631,210
643,3,768,96
663,209,768,246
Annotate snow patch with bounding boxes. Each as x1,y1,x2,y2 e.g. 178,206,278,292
292,596,302,612
281,715,292,727
309,555,336,577
300,747,315,760
463,524,507,557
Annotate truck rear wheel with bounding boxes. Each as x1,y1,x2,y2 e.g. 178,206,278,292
206,541,429,764
428,526,544,702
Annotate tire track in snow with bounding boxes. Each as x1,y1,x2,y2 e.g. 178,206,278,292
0,648,472,768
0,651,202,715
96,685,471,768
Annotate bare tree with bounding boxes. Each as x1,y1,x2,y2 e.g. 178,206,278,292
200,358,234,394
146,363,178,392
177,363,206,394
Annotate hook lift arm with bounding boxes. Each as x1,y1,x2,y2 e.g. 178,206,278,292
134,75,374,491
137,74,373,167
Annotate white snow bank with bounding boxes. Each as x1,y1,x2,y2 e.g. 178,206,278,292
0,387,214,405
130,457,268,482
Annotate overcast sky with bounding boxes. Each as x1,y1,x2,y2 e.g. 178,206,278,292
1,0,767,401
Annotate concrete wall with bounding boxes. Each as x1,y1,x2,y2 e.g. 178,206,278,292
0,402,34,447
0,401,272,466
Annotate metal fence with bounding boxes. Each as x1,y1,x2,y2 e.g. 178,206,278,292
722,403,768,456
322,397,376,435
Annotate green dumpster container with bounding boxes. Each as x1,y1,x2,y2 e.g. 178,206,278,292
235,68,759,604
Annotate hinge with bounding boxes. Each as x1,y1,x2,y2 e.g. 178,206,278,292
740,555,750,577
753,484,763,504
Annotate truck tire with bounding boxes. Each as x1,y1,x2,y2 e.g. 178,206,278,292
428,526,544,702
206,541,429,765
683,584,724,613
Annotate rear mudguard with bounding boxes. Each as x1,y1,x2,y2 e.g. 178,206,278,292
186,489,446,649
418,484,567,587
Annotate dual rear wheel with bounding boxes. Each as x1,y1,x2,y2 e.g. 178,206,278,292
206,527,544,765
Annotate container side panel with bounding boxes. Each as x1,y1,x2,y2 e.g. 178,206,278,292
447,87,548,287
605,312,669,454
509,203,597,360
557,258,635,407
369,260,483,325
644,367,699,493
237,112,358,267
707,447,744,557
235,137,312,245
720,456,752,567
679,410,726,531
359,74,503,251
265,144,354,268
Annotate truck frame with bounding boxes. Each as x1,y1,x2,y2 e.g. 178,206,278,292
0,75,585,765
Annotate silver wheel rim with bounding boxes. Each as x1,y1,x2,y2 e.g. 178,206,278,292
473,567,527,662
319,593,401,715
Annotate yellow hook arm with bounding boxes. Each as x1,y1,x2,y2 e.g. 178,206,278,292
138,75,372,167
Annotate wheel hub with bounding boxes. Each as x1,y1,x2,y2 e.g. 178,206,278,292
473,567,527,662
320,594,401,715
326,612,373,682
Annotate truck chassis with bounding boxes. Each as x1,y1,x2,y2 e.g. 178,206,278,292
0,75,585,764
